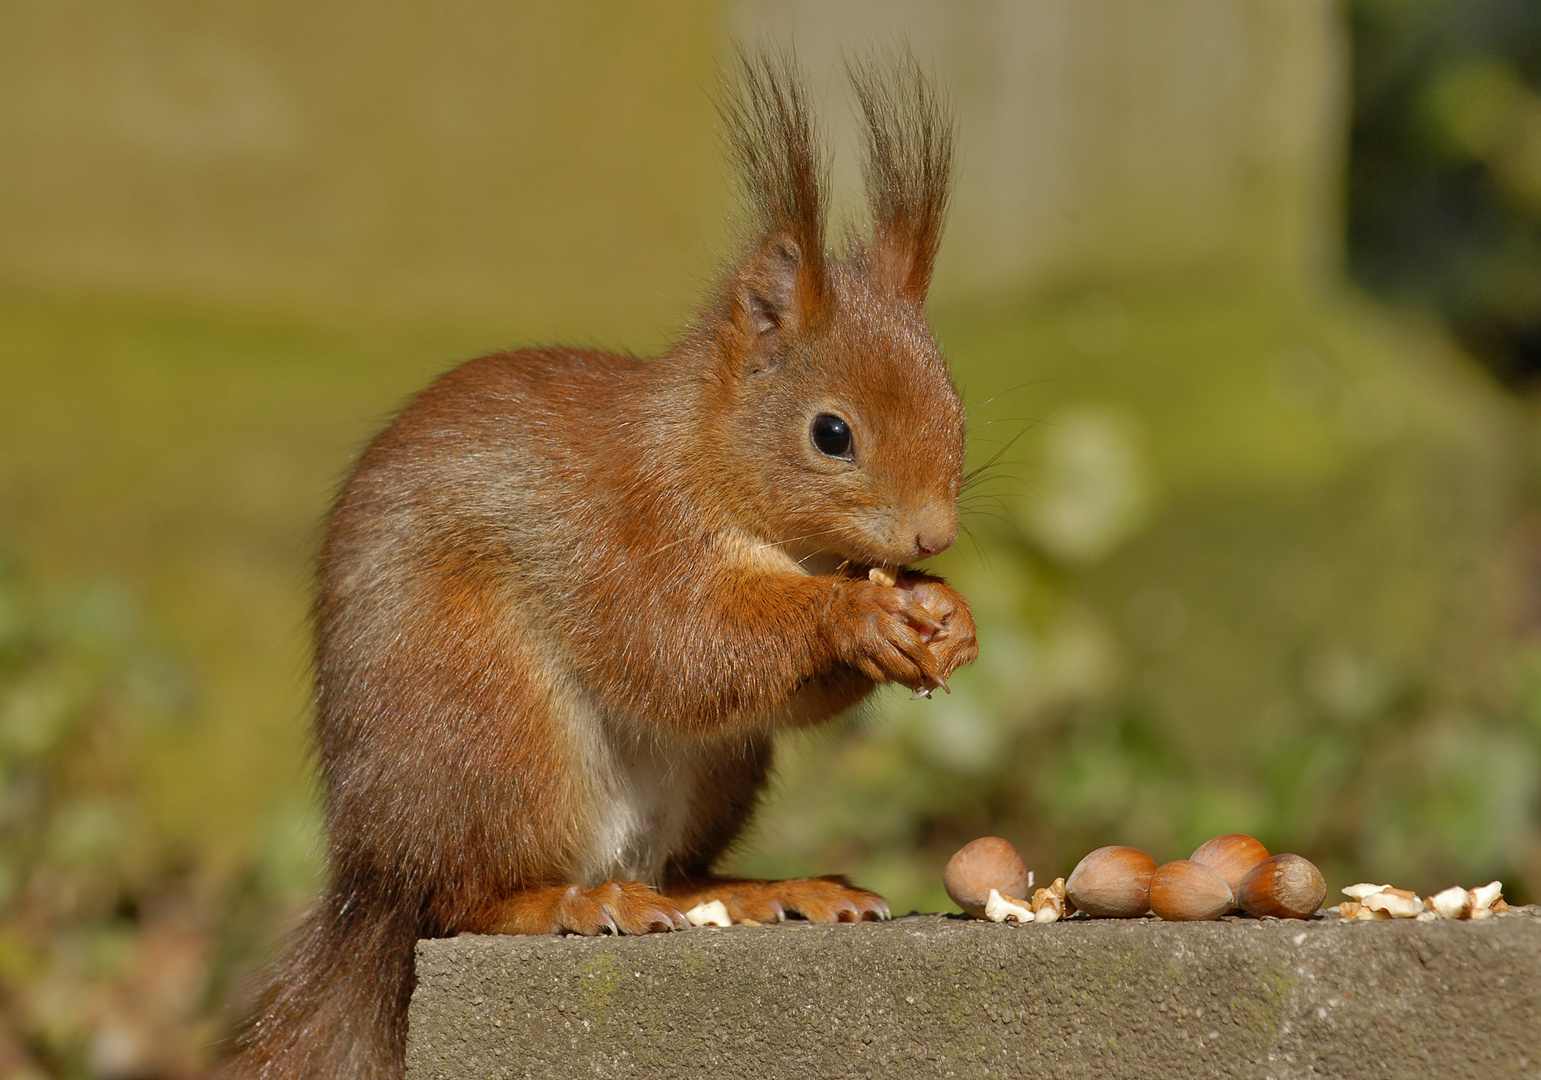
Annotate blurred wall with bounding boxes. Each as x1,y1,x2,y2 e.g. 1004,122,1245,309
734,0,1346,301
1,0,1344,325
0,1,723,333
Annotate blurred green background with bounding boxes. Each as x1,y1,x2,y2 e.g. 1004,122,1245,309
3,1,1541,1076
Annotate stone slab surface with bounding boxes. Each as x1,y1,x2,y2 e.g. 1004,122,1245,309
406,910,1541,1079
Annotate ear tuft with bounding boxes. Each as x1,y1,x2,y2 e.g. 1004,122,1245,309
718,49,829,361
848,51,955,303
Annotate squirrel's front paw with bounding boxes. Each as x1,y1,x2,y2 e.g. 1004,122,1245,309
906,578,978,689
828,577,947,692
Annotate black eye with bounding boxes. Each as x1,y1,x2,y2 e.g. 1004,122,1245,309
810,414,854,460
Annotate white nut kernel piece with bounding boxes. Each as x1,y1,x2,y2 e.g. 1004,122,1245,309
1428,886,1472,920
684,900,732,927
868,567,899,588
985,888,1033,923
1342,883,1394,901
1338,900,1390,921
1471,881,1504,912
1362,890,1424,919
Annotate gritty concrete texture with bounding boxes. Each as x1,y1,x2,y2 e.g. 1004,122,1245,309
406,909,1541,1079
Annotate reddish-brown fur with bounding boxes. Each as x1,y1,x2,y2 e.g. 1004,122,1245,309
213,51,976,1080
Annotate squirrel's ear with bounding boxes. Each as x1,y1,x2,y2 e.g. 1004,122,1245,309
726,233,821,362
849,53,954,303
717,50,829,368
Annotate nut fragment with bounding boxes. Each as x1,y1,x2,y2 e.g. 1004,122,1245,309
1471,881,1504,912
1345,880,1507,921
1065,846,1156,918
1190,834,1269,912
1337,900,1390,921
1149,860,1233,922
1237,854,1326,919
1342,882,1393,901
684,899,731,927
944,837,1033,919
868,566,899,588
1427,886,1472,920
1031,877,1070,923
1361,890,1424,919
984,888,1032,923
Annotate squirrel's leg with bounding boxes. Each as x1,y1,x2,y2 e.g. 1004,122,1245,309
664,876,891,924
661,735,891,924
477,881,690,936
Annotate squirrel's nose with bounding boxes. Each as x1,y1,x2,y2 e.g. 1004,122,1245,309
914,511,958,559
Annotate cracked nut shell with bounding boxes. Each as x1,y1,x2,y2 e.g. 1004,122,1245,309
1065,845,1156,918
944,837,1031,918
1238,853,1326,919
1149,859,1234,921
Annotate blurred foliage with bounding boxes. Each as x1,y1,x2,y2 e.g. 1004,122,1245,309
0,556,321,1078
1348,0,1541,384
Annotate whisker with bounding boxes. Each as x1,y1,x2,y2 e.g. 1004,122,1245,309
755,525,850,553
967,377,1075,416
963,416,1048,489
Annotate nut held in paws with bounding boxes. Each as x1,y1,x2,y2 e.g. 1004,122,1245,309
944,837,1032,918
1065,845,1156,918
1149,860,1234,921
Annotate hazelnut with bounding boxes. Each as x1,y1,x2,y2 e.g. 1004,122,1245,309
944,837,1032,918
868,566,899,588
1237,853,1326,919
1190,834,1269,911
1149,860,1233,922
1065,846,1156,918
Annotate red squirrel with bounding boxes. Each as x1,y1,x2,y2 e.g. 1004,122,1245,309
214,52,976,1080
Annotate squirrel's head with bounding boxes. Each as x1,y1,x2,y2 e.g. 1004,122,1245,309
704,51,964,572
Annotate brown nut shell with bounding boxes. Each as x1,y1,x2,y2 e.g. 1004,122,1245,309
1190,834,1269,911
944,837,1031,918
1065,845,1156,918
1237,853,1326,919
1149,860,1234,921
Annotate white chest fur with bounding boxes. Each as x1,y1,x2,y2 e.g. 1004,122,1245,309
569,711,701,888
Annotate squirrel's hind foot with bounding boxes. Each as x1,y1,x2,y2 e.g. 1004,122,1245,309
667,875,891,925
489,881,691,936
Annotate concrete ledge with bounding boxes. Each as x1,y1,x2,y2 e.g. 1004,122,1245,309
406,910,1541,1079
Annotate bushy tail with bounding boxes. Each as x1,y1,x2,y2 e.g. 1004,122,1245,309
211,887,418,1080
